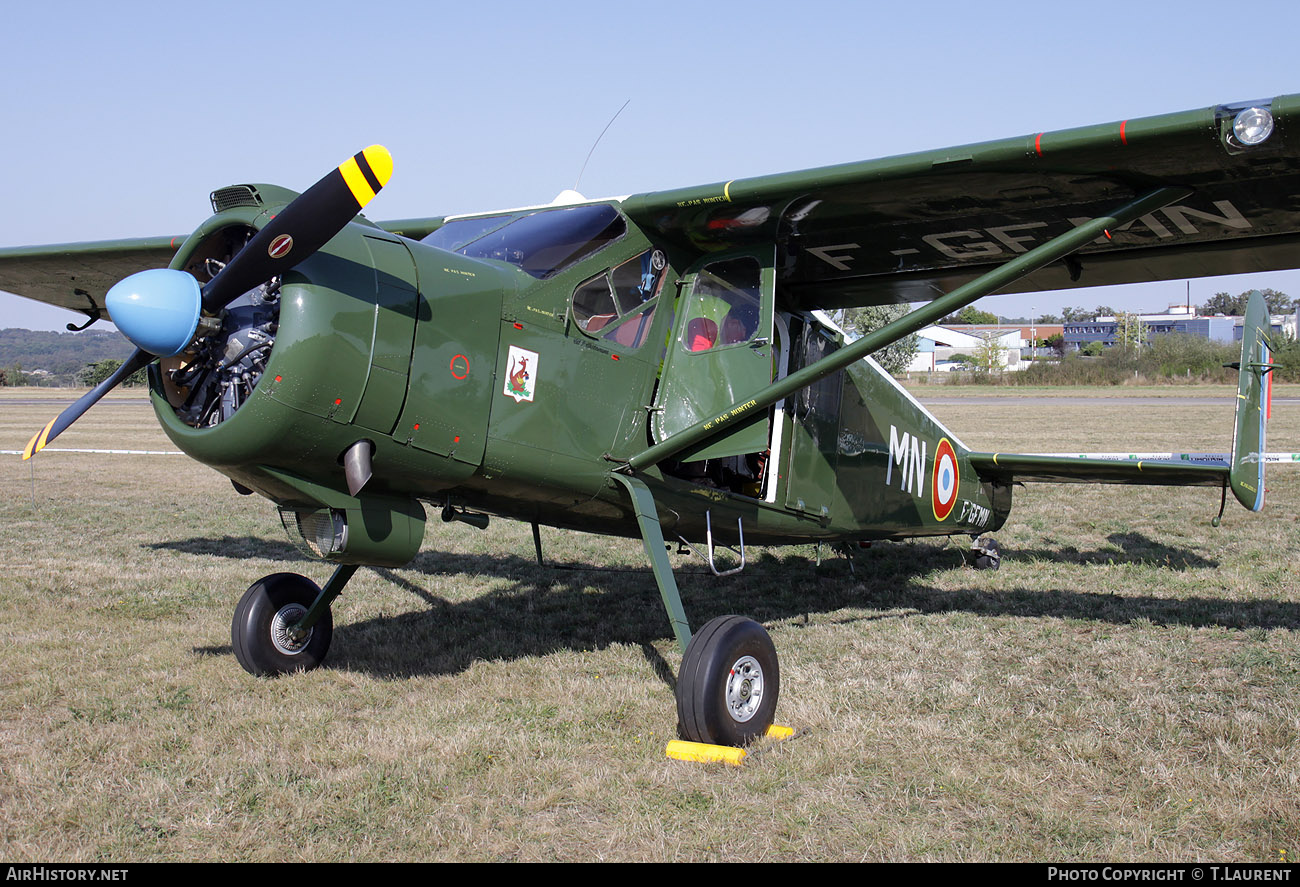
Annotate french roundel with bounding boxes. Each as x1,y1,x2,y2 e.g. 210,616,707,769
932,438,959,521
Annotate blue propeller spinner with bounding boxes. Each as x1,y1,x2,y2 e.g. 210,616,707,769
104,269,203,357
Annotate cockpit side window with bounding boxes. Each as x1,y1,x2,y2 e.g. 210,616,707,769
571,249,667,349
421,214,515,252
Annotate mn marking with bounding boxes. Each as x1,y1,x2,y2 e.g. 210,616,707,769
887,425,926,497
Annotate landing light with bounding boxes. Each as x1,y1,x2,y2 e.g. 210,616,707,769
1232,107,1274,146
281,507,348,558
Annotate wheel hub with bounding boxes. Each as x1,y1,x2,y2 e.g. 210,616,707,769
725,655,765,723
270,603,312,655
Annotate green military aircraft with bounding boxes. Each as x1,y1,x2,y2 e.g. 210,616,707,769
1,97,1289,747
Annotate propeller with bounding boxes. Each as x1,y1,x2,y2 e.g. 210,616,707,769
21,145,393,460
22,348,153,460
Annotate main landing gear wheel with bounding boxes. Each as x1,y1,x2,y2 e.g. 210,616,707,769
968,535,1001,571
676,615,779,747
231,572,333,676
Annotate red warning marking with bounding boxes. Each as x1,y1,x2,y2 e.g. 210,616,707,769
1035,133,1043,157
450,354,470,380
268,234,294,259
1120,120,1128,145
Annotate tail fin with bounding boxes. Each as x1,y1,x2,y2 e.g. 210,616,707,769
1229,290,1274,511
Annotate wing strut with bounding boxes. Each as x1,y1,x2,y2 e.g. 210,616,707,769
622,186,1190,473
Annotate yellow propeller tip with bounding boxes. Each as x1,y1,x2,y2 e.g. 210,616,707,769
23,418,56,460
339,146,393,208
361,145,393,188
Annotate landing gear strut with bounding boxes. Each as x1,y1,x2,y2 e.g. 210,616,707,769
613,474,782,747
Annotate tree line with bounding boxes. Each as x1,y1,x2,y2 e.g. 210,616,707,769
2,357,148,388
0,327,136,387
1056,288,1296,321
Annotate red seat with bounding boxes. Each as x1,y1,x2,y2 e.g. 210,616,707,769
685,317,718,351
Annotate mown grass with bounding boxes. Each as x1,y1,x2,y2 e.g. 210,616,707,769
0,388,1297,861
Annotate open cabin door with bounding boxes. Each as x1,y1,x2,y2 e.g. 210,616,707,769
651,247,775,462
782,319,843,518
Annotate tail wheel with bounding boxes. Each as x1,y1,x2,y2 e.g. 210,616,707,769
231,572,333,676
676,615,779,747
969,535,1001,571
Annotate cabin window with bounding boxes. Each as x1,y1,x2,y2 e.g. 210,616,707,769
571,249,667,349
573,276,618,332
421,204,626,279
678,257,762,352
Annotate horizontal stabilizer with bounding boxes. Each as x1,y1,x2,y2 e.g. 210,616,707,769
970,293,1275,517
967,452,1227,487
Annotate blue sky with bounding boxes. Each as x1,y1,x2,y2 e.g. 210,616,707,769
3,0,1299,330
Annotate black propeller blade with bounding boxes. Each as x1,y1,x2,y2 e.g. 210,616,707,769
22,348,153,459
201,146,394,313
21,146,393,460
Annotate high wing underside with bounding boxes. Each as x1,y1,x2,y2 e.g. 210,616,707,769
0,236,182,321
621,95,1300,309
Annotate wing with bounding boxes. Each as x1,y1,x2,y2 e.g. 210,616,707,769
0,217,448,325
0,236,184,322
622,95,1300,309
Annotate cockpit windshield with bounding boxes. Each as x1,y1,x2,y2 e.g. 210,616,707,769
421,204,626,279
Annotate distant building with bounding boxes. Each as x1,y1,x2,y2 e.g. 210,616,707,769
1061,302,1293,351
910,334,939,371
1234,313,1297,342
910,325,1026,371
1065,314,1237,351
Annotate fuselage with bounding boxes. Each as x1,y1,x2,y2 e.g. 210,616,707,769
147,193,1009,566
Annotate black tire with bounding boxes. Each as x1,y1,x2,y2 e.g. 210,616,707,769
231,572,333,676
676,615,779,747
970,535,1001,571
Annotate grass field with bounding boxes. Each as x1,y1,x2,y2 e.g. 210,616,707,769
1,387,1297,862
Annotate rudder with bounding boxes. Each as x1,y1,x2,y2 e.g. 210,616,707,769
1229,290,1274,511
